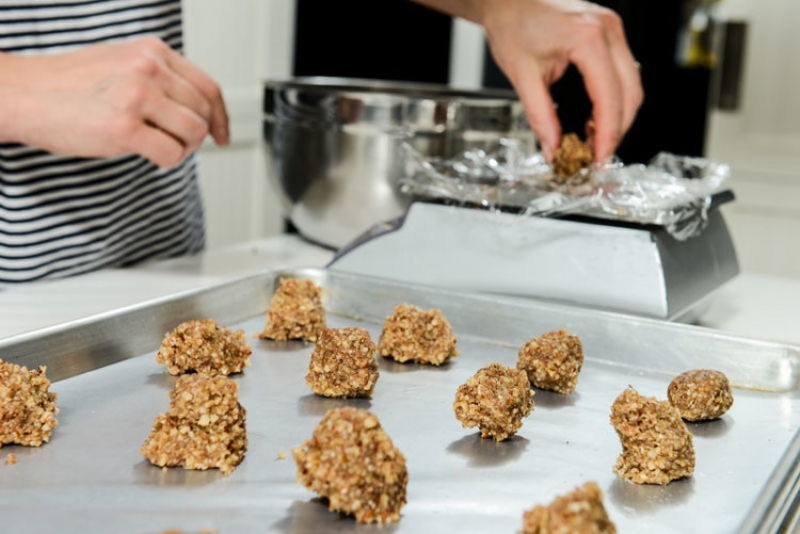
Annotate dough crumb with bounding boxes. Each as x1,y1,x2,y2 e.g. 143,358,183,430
454,362,535,441
668,369,734,421
258,278,326,342
305,327,379,398
378,304,458,365
156,319,252,376
293,407,408,524
610,386,694,485
140,374,247,476
552,133,594,181
0,358,58,448
520,481,617,534
517,328,584,394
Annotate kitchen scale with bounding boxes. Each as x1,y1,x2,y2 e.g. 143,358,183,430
327,199,739,322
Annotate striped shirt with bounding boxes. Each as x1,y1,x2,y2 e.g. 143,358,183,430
0,0,205,286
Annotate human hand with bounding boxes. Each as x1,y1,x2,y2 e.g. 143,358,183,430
0,36,229,168
479,0,643,162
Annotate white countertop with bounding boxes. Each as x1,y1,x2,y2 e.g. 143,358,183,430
1,233,799,347
694,274,800,344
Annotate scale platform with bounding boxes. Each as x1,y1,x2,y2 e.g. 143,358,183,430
327,202,740,322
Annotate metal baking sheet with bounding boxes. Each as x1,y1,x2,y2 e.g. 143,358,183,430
1,267,799,533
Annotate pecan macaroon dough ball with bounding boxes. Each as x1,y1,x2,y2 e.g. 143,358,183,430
668,369,734,421
305,327,380,398
552,133,594,182
520,481,617,534
0,359,59,448
140,374,247,476
517,328,584,394
258,277,326,342
610,386,694,485
377,303,459,366
453,362,535,441
155,318,252,376
292,407,408,525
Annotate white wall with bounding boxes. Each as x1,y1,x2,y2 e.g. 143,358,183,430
182,1,295,250
705,0,800,277
448,18,485,91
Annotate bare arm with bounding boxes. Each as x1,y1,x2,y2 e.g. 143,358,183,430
412,0,643,162
0,37,229,168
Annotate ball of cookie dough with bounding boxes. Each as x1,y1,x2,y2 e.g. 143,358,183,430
292,407,408,524
517,328,584,394
305,327,380,398
258,277,326,342
140,374,247,476
521,481,617,534
610,386,694,485
552,133,593,182
377,304,459,365
155,318,252,376
453,362,535,441
0,359,58,448
668,369,734,421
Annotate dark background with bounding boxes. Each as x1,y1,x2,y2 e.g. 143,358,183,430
292,0,712,164
293,0,452,84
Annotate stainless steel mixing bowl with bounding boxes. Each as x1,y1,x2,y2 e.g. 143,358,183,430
263,77,533,249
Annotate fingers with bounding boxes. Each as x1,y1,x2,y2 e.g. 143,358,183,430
508,63,562,162
128,37,229,147
598,10,644,136
7,37,229,167
159,65,214,131
570,8,643,161
141,86,210,156
98,77,209,168
126,122,186,169
162,49,230,146
489,2,643,163
568,20,624,161
113,91,203,168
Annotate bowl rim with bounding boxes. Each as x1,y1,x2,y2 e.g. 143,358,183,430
263,76,520,102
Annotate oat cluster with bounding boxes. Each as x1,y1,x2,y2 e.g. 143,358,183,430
610,386,694,485
377,304,459,365
305,327,379,398
0,359,58,448
140,374,247,476
292,407,408,524
453,362,535,441
552,133,594,181
517,328,584,394
668,369,734,421
259,278,326,342
155,319,252,376
520,482,617,534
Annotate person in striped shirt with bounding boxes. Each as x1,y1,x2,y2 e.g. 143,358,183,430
0,0,226,286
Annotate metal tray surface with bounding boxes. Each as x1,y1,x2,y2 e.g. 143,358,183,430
1,268,799,533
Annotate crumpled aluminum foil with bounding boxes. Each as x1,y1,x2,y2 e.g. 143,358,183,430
399,138,731,240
